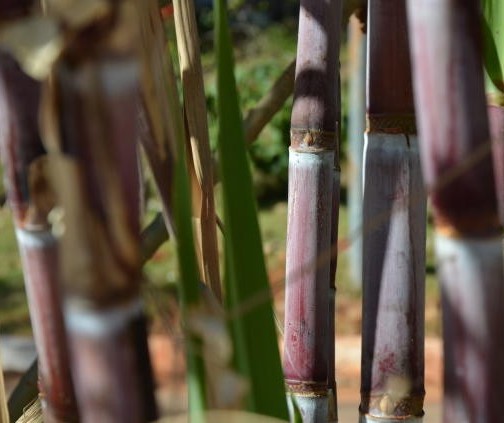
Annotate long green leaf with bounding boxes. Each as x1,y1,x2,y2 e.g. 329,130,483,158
214,1,288,420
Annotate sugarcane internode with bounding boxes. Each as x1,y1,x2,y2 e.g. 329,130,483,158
284,0,342,421
407,0,504,421
360,1,426,421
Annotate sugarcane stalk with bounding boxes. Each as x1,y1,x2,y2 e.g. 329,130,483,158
407,1,504,421
347,15,366,287
283,0,342,420
360,1,426,422
39,4,157,421
0,10,78,420
482,0,504,224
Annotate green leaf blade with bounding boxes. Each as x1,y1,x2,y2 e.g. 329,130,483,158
214,1,288,420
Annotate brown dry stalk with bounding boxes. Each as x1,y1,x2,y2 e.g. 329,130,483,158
243,59,295,144
173,0,221,300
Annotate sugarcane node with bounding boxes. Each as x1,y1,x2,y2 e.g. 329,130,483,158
285,380,328,396
435,211,502,238
366,114,417,135
360,392,425,419
290,127,338,152
487,91,504,107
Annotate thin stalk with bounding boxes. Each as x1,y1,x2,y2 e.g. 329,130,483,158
407,1,504,422
40,5,157,421
243,59,296,145
172,0,221,301
0,38,78,423
140,212,169,264
283,0,342,420
347,15,366,287
360,1,426,422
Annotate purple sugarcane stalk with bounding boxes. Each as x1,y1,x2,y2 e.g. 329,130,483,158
0,43,79,423
44,15,157,422
283,0,342,421
407,1,504,421
360,1,426,421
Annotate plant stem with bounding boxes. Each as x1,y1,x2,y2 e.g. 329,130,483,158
283,0,342,420
360,1,426,421
407,1,504,421
243,59,296,145
0,47,79,422
42,9,157,421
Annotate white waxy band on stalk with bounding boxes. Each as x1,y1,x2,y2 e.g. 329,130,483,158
15,228,57,248
65,298,143,337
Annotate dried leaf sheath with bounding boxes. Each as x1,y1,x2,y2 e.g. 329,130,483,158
407,1,504,421
40,6,157,422
0,45,78,422
283,0,342,420
360,1,426,421
172,0,220,299
135,0,178,239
